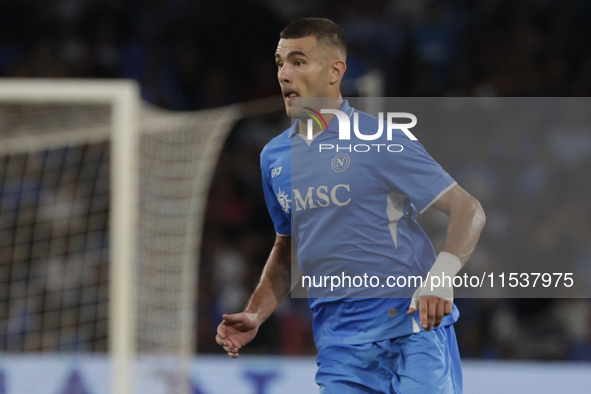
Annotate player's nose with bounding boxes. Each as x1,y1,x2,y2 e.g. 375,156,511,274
278,65,292,85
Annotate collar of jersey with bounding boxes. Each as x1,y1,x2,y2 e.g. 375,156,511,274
289,100,355,137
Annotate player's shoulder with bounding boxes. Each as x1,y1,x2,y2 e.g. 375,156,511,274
261,127,291,156
353,108,387,135
353,108,378,124
260,127,291,167
354,107,424,147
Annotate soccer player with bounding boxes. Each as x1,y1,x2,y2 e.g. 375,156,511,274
216,17,486,393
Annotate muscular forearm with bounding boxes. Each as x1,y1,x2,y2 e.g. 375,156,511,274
243,235,291,325
435,185,486,266
409,186,486,329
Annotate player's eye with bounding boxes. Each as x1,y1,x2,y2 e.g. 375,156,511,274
295,60,304,66
276,62,283,68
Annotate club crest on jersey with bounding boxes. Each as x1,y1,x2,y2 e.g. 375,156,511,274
331,153,350,173
276,187,291,214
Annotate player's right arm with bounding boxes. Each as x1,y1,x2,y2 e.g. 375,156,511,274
215,233,291,358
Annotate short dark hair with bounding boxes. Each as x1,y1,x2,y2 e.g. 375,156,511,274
280,17,347,58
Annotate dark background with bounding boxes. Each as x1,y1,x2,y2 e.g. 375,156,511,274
1,0,590,360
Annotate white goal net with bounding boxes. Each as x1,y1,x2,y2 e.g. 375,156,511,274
0,80,241,394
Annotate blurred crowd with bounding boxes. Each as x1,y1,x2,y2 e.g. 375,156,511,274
3,0,591,104
1,0,591,360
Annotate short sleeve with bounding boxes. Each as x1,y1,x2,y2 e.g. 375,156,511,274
260,153,291,235
379,140,456,213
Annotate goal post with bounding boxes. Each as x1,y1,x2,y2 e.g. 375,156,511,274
0,79,244,394
110,81,140,394
0,79,139,394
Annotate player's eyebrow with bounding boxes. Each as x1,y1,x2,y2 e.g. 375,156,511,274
275,50,309,61
286,50,308,59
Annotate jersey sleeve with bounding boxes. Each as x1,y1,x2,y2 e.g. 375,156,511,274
260,151,291,235
379,139,456,214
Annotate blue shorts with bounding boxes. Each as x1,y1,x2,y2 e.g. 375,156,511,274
315,324,462,394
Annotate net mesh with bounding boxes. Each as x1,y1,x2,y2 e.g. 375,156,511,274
0,98,240,366
137,105,240,355
0,103,111,353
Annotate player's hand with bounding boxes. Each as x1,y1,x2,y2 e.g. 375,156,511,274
215,312,259,358
407,252,460,331
407,288,453,332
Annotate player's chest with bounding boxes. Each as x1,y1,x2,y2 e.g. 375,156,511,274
288,146,383,213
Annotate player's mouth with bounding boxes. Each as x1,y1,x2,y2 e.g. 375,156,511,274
284,91,299,103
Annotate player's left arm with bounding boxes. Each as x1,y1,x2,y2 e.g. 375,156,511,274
433,184,486,265
407,184,486,331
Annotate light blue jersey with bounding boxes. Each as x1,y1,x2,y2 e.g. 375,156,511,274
260,100,459,348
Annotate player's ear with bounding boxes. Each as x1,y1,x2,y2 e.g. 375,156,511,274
329,60,346,84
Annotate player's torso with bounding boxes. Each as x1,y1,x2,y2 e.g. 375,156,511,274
261,116,459,345
265,127,428,292
290,131,399,260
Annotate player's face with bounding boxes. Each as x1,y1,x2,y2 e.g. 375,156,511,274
275,36,334,116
